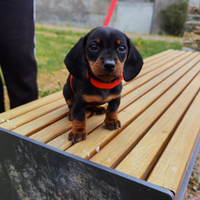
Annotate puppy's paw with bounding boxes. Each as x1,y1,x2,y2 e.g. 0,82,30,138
69,119,87,144
87,106,106,115
68,131,87,144
104,119,121,130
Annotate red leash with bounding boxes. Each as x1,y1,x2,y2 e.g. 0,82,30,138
103,0,117,26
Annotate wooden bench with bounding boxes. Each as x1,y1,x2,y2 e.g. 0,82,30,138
0,49,200,200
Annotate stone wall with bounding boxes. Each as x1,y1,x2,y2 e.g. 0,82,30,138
35,0,154,34
182,0,200,51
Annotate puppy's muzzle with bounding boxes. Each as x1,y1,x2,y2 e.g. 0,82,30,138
103,60,115,72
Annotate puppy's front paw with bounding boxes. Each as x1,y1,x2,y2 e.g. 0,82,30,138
68,131,87,144
105,119,121,130
69,119,87,144
105,109,121,130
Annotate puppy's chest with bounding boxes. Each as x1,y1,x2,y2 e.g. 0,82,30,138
82,90,120,104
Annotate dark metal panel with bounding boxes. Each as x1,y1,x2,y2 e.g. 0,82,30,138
176,133,200,200
0,127,174,200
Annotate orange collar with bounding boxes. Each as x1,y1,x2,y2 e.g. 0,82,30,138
86,71,123,89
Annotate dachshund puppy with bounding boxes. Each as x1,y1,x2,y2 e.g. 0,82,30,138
63,26,143,144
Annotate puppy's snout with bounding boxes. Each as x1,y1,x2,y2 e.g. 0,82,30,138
103,60,115,72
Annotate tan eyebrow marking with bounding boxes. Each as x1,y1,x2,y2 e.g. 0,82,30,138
117,40,121,45
96,38,100,44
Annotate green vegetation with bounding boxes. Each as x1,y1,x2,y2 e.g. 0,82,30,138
132,38,181,59
192,172,199,191
161,0,188,36
35,33,77,75
39,82,62,98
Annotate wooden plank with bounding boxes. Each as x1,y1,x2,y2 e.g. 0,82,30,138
121,51,192,97
47,52,196,153
114,70,200,178
122,51,184,87
30,116,71,143
0,91,63,122
13,105,68,136
46,114,104,151
0,98,66,130
119,52,197,112
142,50,176,69
134,51,185,80
65,53,200,159
147,88,200,194
30,111,92,143
143,49,174,64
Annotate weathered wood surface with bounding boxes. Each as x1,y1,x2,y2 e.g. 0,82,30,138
1,50,200,196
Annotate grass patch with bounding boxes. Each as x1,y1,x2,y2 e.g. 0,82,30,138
132,38,182,59
36,33,78,75
39,82,62,98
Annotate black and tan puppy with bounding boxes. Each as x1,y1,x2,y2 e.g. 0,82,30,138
63,26,143,144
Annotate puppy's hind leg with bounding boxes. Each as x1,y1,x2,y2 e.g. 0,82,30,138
66,99,73,121
63,80,74,121
87,105,106,115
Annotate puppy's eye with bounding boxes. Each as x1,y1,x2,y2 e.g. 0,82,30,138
89,44,98,51
118,45,126,52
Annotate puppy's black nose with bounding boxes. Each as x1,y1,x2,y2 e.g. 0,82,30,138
103,60,115,71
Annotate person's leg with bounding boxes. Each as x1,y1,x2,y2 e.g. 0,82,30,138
0,45,38,109
0,71,5,113
0,0,38,109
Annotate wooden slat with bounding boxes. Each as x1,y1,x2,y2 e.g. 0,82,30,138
13,105,68,136
119,52,196,112
30,111,92,143
30,117,71,143
119,51,187,95
46,113,104,151
142,50,176,69
0,98,66,130
143,49,174,64
123,51,184,87
147,88,200,194
0,91,63,122
137,51,184,77
47,52,196,153
65,53,200,159
114,70,200,177
121,51,192,97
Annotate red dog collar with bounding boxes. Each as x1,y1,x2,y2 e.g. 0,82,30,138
86,71,123,89
70,72,123,93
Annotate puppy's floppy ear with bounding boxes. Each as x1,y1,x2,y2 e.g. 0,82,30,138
64,36,87,81
123,38,143,82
